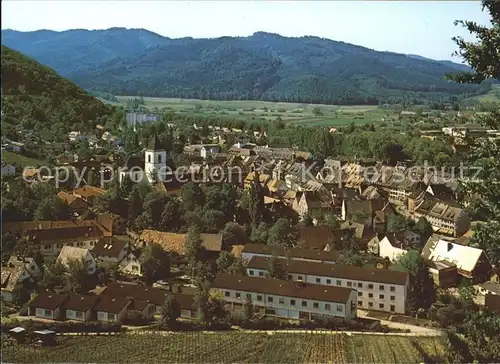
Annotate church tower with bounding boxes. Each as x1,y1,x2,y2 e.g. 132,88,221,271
145,132,167,184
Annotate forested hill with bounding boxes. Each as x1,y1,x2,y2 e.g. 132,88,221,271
1,46,113,139
2,29,489,105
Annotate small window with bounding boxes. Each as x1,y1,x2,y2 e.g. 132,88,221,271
336,280,342,286
313,302,319,309
325,304,331,311
279,298,285,304
358,283,363,288
326,279,331,284
379,303,385,309
288,275,293,280
257,295,263,301
379,285,385,291
301,301,307,307
148,155,151,163
268,296,274,303
290,299,296,306
368,293,373,298
259,271,264,277
76,311,83,319
358,292,363,297
390,286,395,292
298,276,303,281
44,244,51,250
336,305,343,312
390,305,395,312
90,241,95,246
358,301,363,306
347,281,352,287
235,292,241,299
107,313,115,321
368,302,373,308
315,278,321,284
249,270,254,276
44,309,51,316
379,294,384,299
390,296,395,301
368,284,374,289
157,154,162,163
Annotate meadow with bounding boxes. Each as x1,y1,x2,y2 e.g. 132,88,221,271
470,84,500,103
2,331,446,363
1,150,46,168
115,96,389,126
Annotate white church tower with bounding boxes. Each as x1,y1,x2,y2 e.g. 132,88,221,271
145,132,167,184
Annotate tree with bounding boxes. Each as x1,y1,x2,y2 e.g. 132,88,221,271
386,214,409,233
243,296,254,321
267,255,288,280
247,175,265,228
139,243,171,284
414,217,433,243
185,226,204,264
160,198,184,232
161,295,181,328
65,258,91,294
220,222,246,249
194,281,226,327
181,182,205,211
250,222,268,244
312,107,323,117
447,1,500,266
393,250,435,313
268,218,298,248
324,214,340,229
216,251,235,274
128,186,143,227
39,259,67,291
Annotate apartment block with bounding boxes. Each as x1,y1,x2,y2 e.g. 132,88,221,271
211,274,357,320
246,256,409,314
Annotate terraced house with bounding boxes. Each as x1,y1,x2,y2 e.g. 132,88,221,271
212,274,357,320
245,256,409,314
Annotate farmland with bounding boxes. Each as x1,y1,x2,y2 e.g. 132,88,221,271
2,332,445,363
115,96,389,126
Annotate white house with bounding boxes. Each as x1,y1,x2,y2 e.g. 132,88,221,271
57,246,96,275
212,274,358,320
377,235,409,262
68,131,82,142
28,292,68,320
246,256,409,314
62,294,99,322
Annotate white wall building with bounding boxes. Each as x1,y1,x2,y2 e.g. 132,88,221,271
246,256,409,314
126,112,160,127
212,274,357,320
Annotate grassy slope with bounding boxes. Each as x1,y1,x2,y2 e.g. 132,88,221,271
1,332,445,363
2,151,46,168
469,84,500,103
117,96,385,126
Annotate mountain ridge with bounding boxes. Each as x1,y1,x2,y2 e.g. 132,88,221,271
2,28,488,105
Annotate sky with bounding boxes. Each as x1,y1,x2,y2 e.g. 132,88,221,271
1,1,492,62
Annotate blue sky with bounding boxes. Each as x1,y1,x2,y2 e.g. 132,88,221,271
1,1,491,62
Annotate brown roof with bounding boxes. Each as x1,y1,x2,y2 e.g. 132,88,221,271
100,282,194,310
213,274,354,304
247,256,409,286
62,294,99,312
1,266,24,292
231,245,245,258
57,191,84,206
242,244,340,263
72,185,106,199
93,236,129,258
29,292,68,310
28,226,104,242
139,230,222,255
298,227,346,249
3,220,95,235
93,295,131,314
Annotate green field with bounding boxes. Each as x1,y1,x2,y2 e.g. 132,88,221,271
469,84,500,103
2,332,445,363
2,151,46,168
116,96,388,126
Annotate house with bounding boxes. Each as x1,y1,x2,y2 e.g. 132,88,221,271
68,131,83,142
421,238,492,283
28,292,68,320
427,261,458,288
1,256,41,302
57,246,97,274
292,191,332,219
341,199,386,228
93,296,132,323
27,226,105,256
119,251,142,276
200,144,221,158
100,282,195,318
57,191,89,216
62,294,100,322
5,141,25,153
71,185,106,205
414,200,470,237
246,256,409,314
241,244,340,265
212,274,358,320
1,161,15,176
92,237,130,264
377,234,409,262
138,230,222,258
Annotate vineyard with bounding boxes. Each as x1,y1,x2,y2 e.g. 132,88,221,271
1,332,445,363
